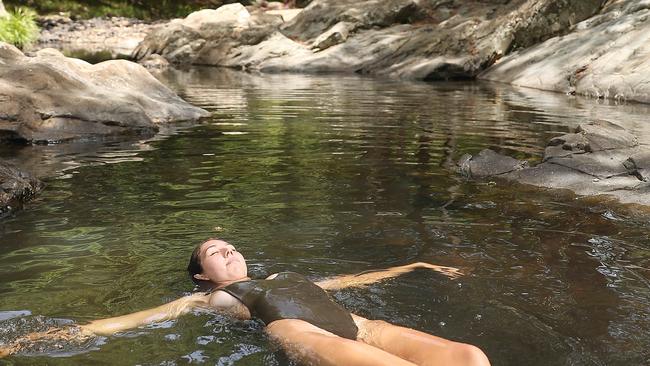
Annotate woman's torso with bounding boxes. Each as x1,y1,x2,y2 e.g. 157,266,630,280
212,272,358,340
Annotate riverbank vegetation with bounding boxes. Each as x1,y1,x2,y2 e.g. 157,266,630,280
7,1,236,19
4,1,310,20
6,0,202,19
0,6,39,48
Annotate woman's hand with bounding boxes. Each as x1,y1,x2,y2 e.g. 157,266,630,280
400,262,463,279
0,325,93,358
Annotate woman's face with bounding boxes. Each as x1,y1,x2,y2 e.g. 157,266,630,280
195,239,247,284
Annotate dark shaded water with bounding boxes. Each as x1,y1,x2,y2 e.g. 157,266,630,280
1,68,649,365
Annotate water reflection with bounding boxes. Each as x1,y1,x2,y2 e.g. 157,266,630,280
0,68,649,365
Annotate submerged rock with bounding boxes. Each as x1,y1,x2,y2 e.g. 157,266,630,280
459,121,650,206
480,0,650,104
133,0,604,79
0,43,208,143
0,160,42,217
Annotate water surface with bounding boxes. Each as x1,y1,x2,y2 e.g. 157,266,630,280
0,68,649,365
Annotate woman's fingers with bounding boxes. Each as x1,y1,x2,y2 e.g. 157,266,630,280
419,263,464,279
0,346,14,358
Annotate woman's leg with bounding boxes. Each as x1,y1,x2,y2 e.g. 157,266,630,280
352,314,490,366
266,319,416,366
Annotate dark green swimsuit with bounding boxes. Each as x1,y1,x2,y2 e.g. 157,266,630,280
218,272,358,340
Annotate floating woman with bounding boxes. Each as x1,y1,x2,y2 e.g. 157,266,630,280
1,238,491,365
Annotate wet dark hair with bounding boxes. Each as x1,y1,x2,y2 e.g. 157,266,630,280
187,241,205,285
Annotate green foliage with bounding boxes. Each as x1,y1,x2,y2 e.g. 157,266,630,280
4,1,310,20
6,0,232,20
0,7,39,48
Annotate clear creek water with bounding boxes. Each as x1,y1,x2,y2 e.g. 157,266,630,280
0,67,649,365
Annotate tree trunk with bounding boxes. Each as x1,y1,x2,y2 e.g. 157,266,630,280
0,1,8,18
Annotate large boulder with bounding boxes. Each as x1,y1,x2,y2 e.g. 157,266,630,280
132,3,286,65
0,160,42,217
459,121,650,206
133,0,605,79
0,43,208,143
480,0,650,104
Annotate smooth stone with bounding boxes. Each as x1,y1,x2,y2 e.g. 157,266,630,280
458,149,528,178
0,42,208,143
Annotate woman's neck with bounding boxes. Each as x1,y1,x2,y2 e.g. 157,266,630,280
212,276,250,289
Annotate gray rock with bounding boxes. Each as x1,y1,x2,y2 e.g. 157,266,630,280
480,0,650,104
624,151,650,182
460,120,650,206
281,0,424,42
132,6,284,66
0,160,42,217
505,163,647,197
545,149,635,179
311,21,355,51
0,42,208,143
546,120,638,157
266,9,303,22
133,0,603,80
139,53,170,70
458,149,528,178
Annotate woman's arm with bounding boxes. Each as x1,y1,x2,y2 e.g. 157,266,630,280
315,262,462,290
80,293,212,335
0,291,247,358
0,294,211,358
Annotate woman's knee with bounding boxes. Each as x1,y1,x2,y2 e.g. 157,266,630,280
354,318,390,343
451,343,491,366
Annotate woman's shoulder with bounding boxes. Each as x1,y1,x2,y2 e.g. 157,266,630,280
207,290,252,319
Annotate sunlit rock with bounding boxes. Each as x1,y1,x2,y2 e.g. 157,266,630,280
480,0,650,104
178,3,251,30
133,0,603,80
0,42,208,143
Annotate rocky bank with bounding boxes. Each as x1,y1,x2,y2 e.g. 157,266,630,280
125,0,650,206
0,43,207,143
133,0,605,79
480,0,650,104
